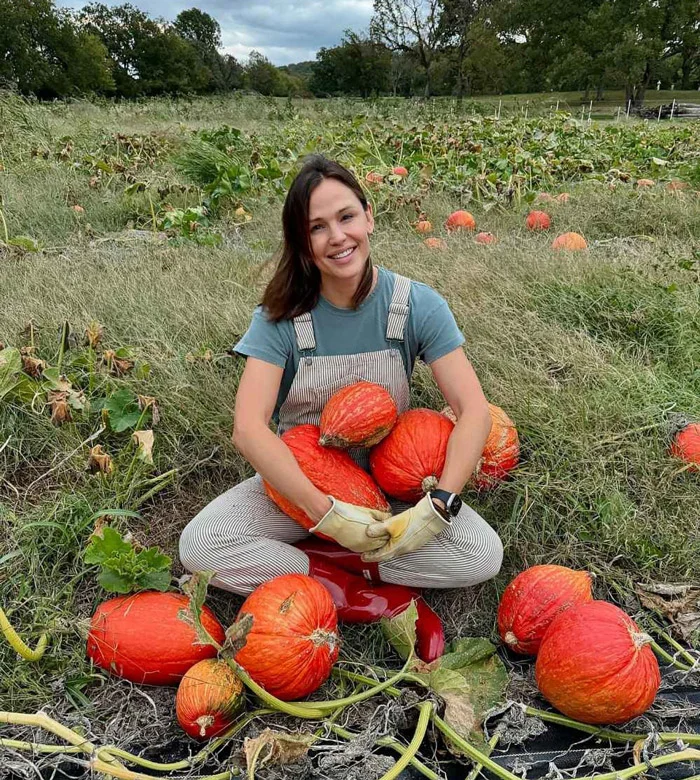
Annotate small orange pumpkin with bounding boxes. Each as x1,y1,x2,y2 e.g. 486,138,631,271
475,231,496,244
552,232,587,251
445,210,476,232
176,659,244,739
669,422,700,470
497,565,593,655
365,171,384,185
320,381,397,448
233,574,340,700
636,178,655,188
526,210,551,231
666,180,689,192
535,601,661,724
393,165,408,177
415,219,433,234
370,408,454,501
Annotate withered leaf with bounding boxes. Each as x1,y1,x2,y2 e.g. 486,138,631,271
132,430,154,465
138,395,160,426
102,349,134,376
48,390,72,425
638,582,693,597
223,612,253,658
88,445,113,475
21,353,46,378
85,321,104,349
243,729,313,772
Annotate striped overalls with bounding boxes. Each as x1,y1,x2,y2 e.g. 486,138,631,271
179,273,503,595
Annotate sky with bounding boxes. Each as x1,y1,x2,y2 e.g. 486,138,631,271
56,0,375,65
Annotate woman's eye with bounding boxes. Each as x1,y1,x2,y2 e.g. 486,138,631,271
342,213,354,221
310,224,324,232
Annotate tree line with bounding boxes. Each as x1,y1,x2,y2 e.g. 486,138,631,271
2,0,698,104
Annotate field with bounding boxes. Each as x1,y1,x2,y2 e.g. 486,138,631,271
1,92,700,779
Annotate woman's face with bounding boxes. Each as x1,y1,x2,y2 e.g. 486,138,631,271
307,178,374,283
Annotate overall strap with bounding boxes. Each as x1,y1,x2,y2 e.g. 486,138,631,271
385,273,411,342
292,311,316,351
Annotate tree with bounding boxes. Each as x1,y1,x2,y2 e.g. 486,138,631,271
173,8,221,49
438,0,495,97
311,31,391,96
244,51,281,95
370,0,443,96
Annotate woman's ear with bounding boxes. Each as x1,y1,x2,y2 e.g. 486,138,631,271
366,202,375,234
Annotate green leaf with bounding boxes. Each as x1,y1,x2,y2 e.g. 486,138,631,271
411,637,509,756
104,388,142,432
8,235,40,252
380,599,418,660
84,526,132,564
137,569,171,591
98,568,133,593
0,347,22,401
136,546,171,572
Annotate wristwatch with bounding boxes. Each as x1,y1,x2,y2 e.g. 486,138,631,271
429,489,462,518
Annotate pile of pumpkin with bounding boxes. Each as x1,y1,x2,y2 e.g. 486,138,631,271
264,381,520,529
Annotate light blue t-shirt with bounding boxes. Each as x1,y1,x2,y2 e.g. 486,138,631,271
234,266,465,421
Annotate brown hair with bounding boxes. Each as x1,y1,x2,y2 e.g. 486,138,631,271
261,154,374,321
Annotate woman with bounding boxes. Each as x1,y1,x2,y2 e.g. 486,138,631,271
179,155,503,662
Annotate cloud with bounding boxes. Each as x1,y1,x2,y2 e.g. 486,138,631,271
57,0,374,64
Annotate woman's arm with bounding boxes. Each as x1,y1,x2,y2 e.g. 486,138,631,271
233,357,332,523
429,347,492,496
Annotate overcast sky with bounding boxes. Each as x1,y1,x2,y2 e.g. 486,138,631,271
56,0,375,65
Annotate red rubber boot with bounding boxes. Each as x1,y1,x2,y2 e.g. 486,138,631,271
305,553,445,662
295,538,383,583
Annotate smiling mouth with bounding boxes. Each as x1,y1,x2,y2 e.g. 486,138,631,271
329,246,356,260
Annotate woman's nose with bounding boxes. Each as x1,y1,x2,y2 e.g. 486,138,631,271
328,221,345,243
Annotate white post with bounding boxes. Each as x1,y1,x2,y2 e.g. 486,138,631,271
497,99,502,120
588,100,593,122
616,105,621,121
555,99,559,112
626,100,631,119
670,99,676,119
525,100,529,120
657,103,663,121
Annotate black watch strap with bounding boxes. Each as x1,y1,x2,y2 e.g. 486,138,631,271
430,489,460,518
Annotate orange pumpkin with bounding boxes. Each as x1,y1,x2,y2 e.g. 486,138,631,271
365,171,384,185
551,232,587,251
556,193,571,203
669,422,700,470
176,659,244,739
443,403,519,489
475,231,496,244
234,574,340,700
320,381,397,448
636,178,655,188
497,565,593,655
393,166,409,177
423,237,447,249
536,192,555,203
370,408,454,502
526,210,551,231
415,219,433,234
264,424,390,531
535,601,660,724
87,592,225,685
666,180,689,192
445,210,476,232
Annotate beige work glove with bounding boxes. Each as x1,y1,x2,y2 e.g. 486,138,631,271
361,495,451,563
310,496,392,553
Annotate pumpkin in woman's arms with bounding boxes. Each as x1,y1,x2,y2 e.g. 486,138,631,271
535,600,660,724
176,659,244,739
319,381,397,448
443,402,519,489
370,408,454,502
264,424,390,532
233,574,340,700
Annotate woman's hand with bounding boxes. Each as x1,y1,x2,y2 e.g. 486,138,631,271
311,498,391,552
360,495,451,563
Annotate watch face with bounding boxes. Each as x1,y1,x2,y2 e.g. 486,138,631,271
448,494,462,516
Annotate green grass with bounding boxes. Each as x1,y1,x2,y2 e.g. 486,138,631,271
0,93,699,760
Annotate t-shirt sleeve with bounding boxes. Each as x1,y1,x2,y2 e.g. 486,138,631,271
233,306,292,369
411,284,465,364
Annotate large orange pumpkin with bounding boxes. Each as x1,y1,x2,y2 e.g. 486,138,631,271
264,425,390,531
535,601,661,724
445,210,476,232
443,403,519,489
669,422,700,470
176,659,244,739
86,592,225,685
497,565,593,655
234,574,340,700
319,381,397,448
370,408,454,502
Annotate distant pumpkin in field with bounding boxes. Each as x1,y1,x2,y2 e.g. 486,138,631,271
556,193,571,203
365,171,384,185
424,237,447,250
526,211,551,231
636,178,655,188
445,210,475,232
392,166,408,177
475,232,496,245
552,232,587,251
415,220,433,234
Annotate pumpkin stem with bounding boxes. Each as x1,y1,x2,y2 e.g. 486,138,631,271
631,631,653,650
196,715,215,738
504,631,518,647
0,607,48,662
421,475,439,494
310,628,340,650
